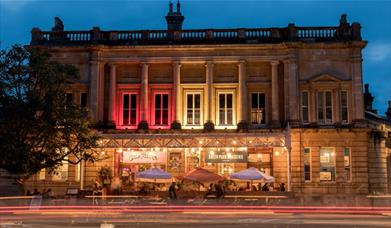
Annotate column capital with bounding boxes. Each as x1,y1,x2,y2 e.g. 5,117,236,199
237,59,246,66
108,62,117,68
205,61,214,68
140,62,149,68
270,60,280,66
172,61,182,68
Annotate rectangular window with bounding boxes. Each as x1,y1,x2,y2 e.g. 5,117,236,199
340,91,348,123
319,147,336,182
155,94,169,125
80,92,87,108
66,93,73,103
39,169,46,180
75,162,81,182
186,93,201,125
301,91,309,123
317,91,332,124
251,93,266,124
219,93,233,125
52,159,68,181
122,94,137,125
304,148,311,181
344,148,351,182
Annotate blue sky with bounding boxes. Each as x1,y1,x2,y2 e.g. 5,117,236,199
1,0,390,114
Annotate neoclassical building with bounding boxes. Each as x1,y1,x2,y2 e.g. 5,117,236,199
26,2,391,196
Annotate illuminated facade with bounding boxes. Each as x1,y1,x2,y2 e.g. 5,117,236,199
26,3,391,196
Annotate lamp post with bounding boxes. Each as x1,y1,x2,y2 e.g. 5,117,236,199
285,123,292,192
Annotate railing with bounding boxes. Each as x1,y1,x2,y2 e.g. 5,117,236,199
31,25,361,46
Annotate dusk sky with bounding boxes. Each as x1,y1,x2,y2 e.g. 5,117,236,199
1,0,390,114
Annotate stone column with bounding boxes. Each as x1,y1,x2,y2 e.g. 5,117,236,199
108,64,117,125
205,61,214,124
88,57,100,121
173,62,182,126
284,59,299,125
140,63,149,126
351,51,365,122
271,61,280,127
238,60,247,124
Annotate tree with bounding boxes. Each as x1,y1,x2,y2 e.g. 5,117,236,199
0,45,101,180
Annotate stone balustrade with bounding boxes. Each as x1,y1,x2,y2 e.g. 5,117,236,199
30,23,362,46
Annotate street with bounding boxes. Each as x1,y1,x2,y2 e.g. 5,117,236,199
0,206,390,227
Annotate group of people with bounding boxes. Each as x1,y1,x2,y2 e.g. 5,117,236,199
26,188,54,199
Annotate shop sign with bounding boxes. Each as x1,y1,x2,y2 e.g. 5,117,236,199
122,151,167,164
320,171,332,181
205,151,247,163
248,147,273,154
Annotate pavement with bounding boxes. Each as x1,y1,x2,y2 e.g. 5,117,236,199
0,205,390,227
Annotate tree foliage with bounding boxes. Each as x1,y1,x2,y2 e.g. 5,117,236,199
0,45,101,180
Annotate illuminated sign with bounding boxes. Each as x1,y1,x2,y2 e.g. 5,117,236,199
205,151,247,163
122,151,167,163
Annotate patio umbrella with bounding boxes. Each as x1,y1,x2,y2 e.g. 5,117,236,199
230,167,275,183
136,168,172,182
181,167,224,183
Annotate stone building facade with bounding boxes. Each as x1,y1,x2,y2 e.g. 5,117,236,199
25,3,391,196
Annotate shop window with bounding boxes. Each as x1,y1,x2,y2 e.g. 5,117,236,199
319,147,336,182
304,148,311,181
344,148,351,182
154,93,169,125
66,92,73,103
80,92,87,108
52,159,68,181
340,91,348,123
251,93,266,124
122,94,137,125
301,91,309,123
75,162,81,182
186,93,201,125
218,93,233,125
317,91,332,124
39,168,46,180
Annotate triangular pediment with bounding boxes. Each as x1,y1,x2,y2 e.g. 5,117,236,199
309,73,342,82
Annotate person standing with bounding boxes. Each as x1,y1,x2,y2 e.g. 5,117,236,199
169,182,177,199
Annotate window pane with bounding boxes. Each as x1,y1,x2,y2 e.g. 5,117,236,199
66,93,73,103
194,109,200,124
123,94,129,109
304,148,311,181
219,94,225,108
341,91,348,122
187,94,193,109
259,93,265,108
227,109,232,124
344,148,351,181
219,108,225,124
317,92,324,123
162,109,168,125
80,93,87,107
303,107,309,123
195,94,200,109
302,92,308,106
325,92,332,106
131,94,137,109
251,93,258,109
227,94,232,108
155,94,161,108
320,147,336,182
162,94,169,109
187,109,193,125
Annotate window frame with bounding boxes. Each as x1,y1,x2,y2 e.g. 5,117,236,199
319,147,336,183
340,90,349,124
301,91,310,124
217,91,235,127
303,147,312,182
317,91,333,124
151,92,171,127
344,147,352,182
250,92,267,125
184,91,203,127
120,92,139,127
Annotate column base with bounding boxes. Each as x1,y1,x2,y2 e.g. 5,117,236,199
203,121,215,132
138,120,149,130
171,120,182,130
352,119,367,128
270,120,281,128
